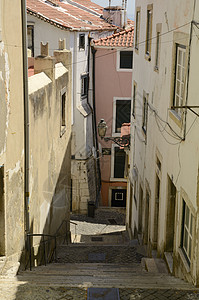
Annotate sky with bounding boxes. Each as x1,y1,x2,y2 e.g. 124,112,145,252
91,0,135,20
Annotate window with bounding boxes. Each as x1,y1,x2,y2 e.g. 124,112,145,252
135,8,140,50
79,34,85,50
81,73,89,99
142,95,148,133
181,200,193,265
173,45,186,116
120,51,133,69
155,32,160,70
27,25,34,57
61,92,66,127
115,100,131,133
145,5,153,57
114,147,126,178
60,88,66,136
132,82,136,118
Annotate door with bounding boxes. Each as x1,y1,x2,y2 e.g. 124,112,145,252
111,189,126,207
153,175,160,248
144,190,150,244
165,177,176,252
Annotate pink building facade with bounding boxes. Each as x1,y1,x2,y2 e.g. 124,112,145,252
93,27,134,207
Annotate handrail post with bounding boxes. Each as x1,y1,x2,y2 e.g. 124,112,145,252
28,234,32,271
54,237,57,261
43,235,46,266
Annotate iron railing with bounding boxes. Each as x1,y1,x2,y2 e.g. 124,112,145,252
26,220,77,271
27,233,57,271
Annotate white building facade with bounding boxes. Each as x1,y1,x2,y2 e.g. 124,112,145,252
127,0,199,285
26,0,116,213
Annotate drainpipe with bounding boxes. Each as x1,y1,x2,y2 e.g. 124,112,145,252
21,0,30,233
91,46,101,206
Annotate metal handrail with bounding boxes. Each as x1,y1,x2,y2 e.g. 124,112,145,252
26,220,78,270
27,233,57,271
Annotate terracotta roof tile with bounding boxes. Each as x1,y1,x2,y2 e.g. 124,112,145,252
93,26,134,48
27,0,117,31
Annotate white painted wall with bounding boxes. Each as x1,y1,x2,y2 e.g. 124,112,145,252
129,0,199,285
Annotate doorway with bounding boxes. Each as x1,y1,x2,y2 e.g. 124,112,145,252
165,176,176,252
144,190,150,244
111,189,126,207
138,185,143,233
153,175,160,248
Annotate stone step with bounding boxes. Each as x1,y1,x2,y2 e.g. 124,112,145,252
142,258,168,274
17,263,193,289
1,261,20,278
164,252,173,274
56,245,144,264
0,256,6,274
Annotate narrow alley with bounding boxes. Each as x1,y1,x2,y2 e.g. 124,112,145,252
0,208,199,299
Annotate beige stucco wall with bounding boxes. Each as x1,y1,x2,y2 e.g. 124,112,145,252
129,0,199,285
28,50,72,264
0,0,25,264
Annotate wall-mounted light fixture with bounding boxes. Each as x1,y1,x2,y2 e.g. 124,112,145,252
97,119,130,149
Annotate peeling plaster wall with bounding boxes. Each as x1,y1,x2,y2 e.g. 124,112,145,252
28,61,72,244
0,0,25,261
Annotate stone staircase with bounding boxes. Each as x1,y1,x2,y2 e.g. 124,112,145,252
16,236,194,291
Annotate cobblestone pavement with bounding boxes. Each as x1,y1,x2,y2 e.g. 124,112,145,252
0,284,87,300
57,245,144,264
1,284,199,300
119,289,199,300
70,208,126,225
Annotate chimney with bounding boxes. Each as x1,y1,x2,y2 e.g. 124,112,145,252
54,39,72,75
34,42,55,81
103,6,123,28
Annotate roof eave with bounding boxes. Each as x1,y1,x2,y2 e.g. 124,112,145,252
27,8,117,32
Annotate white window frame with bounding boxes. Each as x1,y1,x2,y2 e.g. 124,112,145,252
181,200,193,265
173,44,186,117
116,49,133,72
80,73,89,100
142,93,148,134
27,23,34,57
112,97,131,137
110,144,127,182
135,8,141,51
145,4,153,58
79,33,85,51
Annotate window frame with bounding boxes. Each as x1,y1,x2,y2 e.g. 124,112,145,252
142,93,148,134
81,73,89,100
60,87,67,137
135,7,141,52
117,49,133,72
110,144,127,182
27,24,34,57
132,81,137,119
172,44,186,117
181,199,193,266
79,33,85,51
145,4,153,60
154,24,162,71
112,97,131,136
